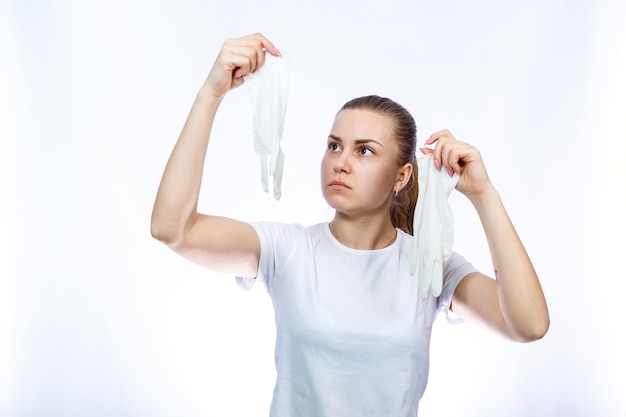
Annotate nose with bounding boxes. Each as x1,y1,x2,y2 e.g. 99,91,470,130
333,151,351,174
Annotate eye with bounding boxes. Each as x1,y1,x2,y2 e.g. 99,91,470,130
328,142,342,152
358,147,374,156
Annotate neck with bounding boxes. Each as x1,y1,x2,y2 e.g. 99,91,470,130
329,212,397,250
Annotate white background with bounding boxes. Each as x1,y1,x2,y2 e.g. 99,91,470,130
1,1,625,416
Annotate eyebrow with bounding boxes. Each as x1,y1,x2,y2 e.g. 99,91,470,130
328,134,384,147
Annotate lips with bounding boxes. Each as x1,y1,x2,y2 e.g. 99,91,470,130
329,180,351,189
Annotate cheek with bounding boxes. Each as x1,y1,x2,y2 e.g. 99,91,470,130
368,176,392,195
320,153,334,174
320,156,330,186
364,164,399,193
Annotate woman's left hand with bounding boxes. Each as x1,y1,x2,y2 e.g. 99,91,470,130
420,129,495,201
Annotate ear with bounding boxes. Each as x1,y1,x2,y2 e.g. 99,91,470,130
395,162,413,191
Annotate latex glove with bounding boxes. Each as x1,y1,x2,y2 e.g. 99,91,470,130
244,52,289,200
410,154,458,300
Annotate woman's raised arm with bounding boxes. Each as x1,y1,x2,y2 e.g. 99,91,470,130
422,130,550,342
150,33,280,278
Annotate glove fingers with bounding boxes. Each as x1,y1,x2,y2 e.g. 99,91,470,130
419,250,435,300
260,154,269,193
247,54,289,198
431,258,443,298
272,148,285,200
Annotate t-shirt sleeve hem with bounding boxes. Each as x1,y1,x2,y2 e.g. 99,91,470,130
235,275,257,291
440,305,465,325
234,222,267,291
437,251,479,324
233,221,304,292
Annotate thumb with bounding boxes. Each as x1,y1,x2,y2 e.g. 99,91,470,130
231,76,245,89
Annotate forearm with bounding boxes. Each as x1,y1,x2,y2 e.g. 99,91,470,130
151,89,222,244
470,188,549,341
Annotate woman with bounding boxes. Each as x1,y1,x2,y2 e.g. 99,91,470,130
151,33,549,417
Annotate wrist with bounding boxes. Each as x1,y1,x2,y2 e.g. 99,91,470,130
197,82,227,104
467,185,500,210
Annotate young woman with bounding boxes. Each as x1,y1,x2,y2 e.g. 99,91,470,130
151,33,549,417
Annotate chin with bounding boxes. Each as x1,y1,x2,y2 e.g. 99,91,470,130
322,190,345,212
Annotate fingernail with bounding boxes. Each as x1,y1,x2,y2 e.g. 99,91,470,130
447,167,454,177
272,48,281,57
434,159,441,170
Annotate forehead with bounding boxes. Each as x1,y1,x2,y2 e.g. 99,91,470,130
330,109,395,143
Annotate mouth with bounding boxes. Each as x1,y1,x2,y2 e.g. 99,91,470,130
329,180,351,190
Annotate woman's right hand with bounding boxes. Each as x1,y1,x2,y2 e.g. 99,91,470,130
202,33,280,100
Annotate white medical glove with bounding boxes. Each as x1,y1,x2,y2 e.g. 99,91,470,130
410,154,458,300
244,52,289,200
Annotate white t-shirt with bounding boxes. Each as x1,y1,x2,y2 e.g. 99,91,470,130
237,222,477,417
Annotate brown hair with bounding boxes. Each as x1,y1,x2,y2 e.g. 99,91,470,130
339,95,418,235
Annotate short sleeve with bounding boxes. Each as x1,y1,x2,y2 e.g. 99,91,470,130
235,221,305,293
436,251,478,324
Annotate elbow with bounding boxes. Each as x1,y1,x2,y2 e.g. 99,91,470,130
150,225,170,244
150,215,184,246
513,316,550,343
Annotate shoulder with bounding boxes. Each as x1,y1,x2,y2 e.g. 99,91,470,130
251,221,327,249
251,221,320,237
251,222,325,289
444,251,477,278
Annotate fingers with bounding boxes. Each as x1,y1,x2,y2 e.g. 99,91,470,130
205,33,282,97
423,129,455,175
222,33,280,78
225,46,262,78
245,32,281,57
419,147,434,155
422,129,473,176
424,129,455,146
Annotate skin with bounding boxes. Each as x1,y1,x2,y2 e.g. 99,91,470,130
322,109,412,250
151,33,549,343
421,131,549,342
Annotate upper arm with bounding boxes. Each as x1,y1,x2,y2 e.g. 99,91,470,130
451,272,511,340
167,214,261,278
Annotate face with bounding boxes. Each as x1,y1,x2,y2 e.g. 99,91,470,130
321,109,409,217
